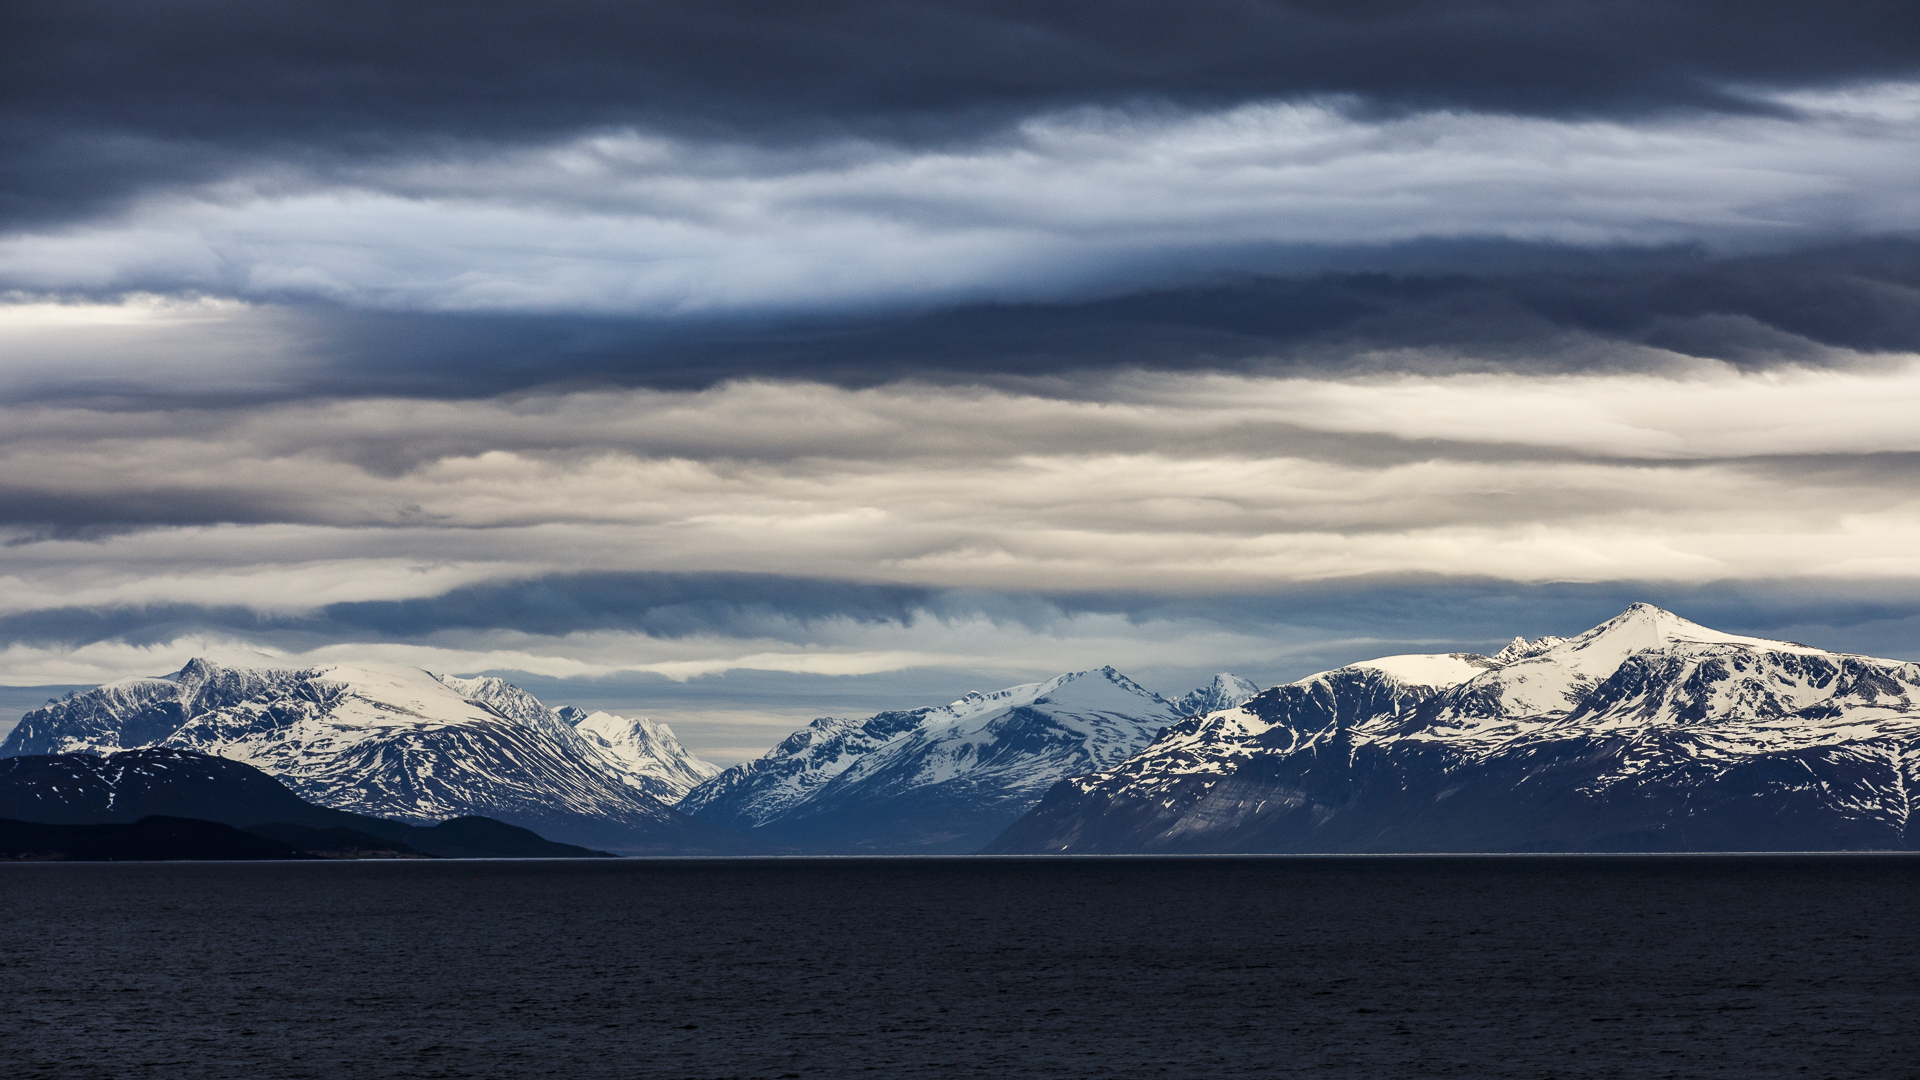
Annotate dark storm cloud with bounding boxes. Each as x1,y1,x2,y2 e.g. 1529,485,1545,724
1035,580,1920,655
231,239,1920,397
0,603,274,650
360,576,1920,668
5,239,1915,407
0,574,935,649
7,574,1920,667
320,573,936,640
0,490,313,536
795,240,1920,379
6,1,1919,229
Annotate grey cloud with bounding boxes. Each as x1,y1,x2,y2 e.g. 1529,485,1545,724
0,603,275,650
7,240,1920,407
9,93,1916,319
822,240,1920,380
321,573,935,640
5,576,1918,673
4,366,1920,600
11,2,1920,738
0,573,932,649
0,491,316,537
8,1,1918,230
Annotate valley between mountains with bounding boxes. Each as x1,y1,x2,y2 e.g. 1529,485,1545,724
4,604,1917,855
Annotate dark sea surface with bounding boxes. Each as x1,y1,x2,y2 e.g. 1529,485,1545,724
3,856,1917,1079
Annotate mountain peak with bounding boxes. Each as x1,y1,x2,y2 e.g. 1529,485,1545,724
941,666,1169,722
1567,603,1815,660
566,709,720,800
1612,601,1679,630
989,605,1920,856
1041,666,1171,709
1174,673,1262,717
681,666,1186,852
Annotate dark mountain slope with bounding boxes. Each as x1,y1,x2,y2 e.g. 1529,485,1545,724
0,816,315,861
0,748,615,857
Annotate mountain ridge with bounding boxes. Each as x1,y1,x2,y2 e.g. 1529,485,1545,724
1,661,752,854
985,604,1920,854
679,666,1248,854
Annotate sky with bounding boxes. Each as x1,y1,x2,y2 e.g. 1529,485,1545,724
6,1,1920,763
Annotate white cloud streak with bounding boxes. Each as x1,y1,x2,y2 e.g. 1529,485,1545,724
0,611,1370,692
3,86,1918,313
5,361,1920,625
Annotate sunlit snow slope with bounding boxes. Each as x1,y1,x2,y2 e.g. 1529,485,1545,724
986,605,1920,853
429,673,720,802
679,666,1226,854
556,706,721,802
0,660,742,853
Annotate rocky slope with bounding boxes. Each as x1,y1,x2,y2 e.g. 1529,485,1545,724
0,816,316,861
0,745,383,830
679,667,1236,853
0,746,610,857
986,605,1920,853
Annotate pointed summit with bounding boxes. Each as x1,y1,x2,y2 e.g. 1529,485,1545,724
1560,603,1678,661
1174,673,1262,717
1564,603,1806,661
567,709,720,803
987,605,1920,855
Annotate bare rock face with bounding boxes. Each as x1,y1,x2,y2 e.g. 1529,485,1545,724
986,605,1920,854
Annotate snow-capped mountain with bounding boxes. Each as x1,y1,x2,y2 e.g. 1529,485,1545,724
0,660,747,854
434,673,584,742
1173,673,1262,717
986,604,1920,853
558,706,721,802
432,673,720,801
678,666,1203,854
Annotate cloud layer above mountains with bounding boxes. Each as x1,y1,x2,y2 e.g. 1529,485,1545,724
5,2,1920,749
7,86,1919,316
10,1,1920,226
7,366,1920,685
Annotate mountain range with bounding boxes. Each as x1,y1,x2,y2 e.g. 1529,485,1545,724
5,604,1915,854
680,667,1257,853
986,604,1920,853
0,661,742,854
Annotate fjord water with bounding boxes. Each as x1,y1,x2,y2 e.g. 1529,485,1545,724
4,858,1916,1079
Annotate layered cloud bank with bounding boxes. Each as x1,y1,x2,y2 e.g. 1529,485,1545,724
6,2,1920,751
5,361,1920,686
5,86,1919,314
